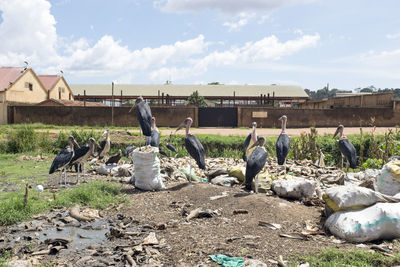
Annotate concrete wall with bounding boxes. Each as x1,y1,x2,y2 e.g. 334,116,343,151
11,106,196,127
298,93,393,109
9,105,400,128
238,107,400,128
6,70,47,103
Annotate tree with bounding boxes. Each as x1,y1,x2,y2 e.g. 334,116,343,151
187,90,207,107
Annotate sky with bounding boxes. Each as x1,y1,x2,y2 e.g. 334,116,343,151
0,0,400,91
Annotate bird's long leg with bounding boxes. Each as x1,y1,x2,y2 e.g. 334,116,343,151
82,162,86,183
63,167,67,186
59,170,62,186
341,154,344,169
189,159,193,183
76,162,81,185
255,175,259,194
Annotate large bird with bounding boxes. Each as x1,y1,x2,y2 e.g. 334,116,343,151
242,122,257,161
129,96,152,147
98,129,111,161
106,149,122,165
245,136,268,193
146,117,160,147
333,125,357,169
176,117,206,177
69,138,98,184
276,115,290,166
49,136,79,185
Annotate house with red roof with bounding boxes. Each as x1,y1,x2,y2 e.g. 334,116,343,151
0,66,73,124
37,75,74,101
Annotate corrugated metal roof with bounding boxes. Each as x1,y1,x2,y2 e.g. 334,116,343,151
70,84,308,98
0,67,25,91
38,75,60,91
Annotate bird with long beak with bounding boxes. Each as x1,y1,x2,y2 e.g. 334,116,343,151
49,135,80,186
245,136,268,193
242,122,257,161
276,115,290,168
176,117,206,180
129,96,152,150
98,129,111,162
69,137,99,184
333,125,357,170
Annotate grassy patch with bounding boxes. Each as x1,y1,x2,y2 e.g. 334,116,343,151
293,248,400,267
0,181,126,225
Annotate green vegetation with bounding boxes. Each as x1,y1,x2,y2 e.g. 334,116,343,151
0,181,126,225
187,90,207,107
293,248,400,267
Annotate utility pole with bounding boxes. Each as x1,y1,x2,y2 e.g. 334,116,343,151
111,82,114,126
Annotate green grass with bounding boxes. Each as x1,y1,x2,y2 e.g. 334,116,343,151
0,153,52,191
0,181,126,225
293,248,400,267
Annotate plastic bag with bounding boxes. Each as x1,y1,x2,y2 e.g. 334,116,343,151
271,177,315,199
325,203,400,242
228,166,246,183
323,185,400,212
374,161,400,196
132,146,165,191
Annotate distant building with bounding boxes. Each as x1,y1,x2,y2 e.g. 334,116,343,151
37,99,106,107
71,83,309,107
297,92,394,109
0,66,73,124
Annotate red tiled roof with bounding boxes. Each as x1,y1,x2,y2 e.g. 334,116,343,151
37,98,107,107
37,75,60,91
0,67,25,91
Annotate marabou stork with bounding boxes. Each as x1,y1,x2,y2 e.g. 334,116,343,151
106,149,122,165
98,129,111,161
145,116,168,156
333,125,357,169
176,117,206,177
69,138,98,184
245,136,268,193
49,136,79,185
129,96,152,148
124,145,135,158
276,115,290,167
242,122,257,161
164,139,178,154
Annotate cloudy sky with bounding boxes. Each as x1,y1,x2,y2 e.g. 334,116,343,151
0,0,399,90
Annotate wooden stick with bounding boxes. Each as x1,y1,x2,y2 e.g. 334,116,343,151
24,184,29,207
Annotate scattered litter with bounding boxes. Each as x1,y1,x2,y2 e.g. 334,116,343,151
69,205,99,222
142,232,159,245
186,208,220,220
210,191,229,200
258,221,281,230
209,254,244,267
279,233,308,240
211,175,240,187
243,259,267,266
233,209,248,215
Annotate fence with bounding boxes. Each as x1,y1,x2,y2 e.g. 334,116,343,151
7,105,400,128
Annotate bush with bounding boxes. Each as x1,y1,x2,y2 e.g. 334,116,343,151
6,125,38,153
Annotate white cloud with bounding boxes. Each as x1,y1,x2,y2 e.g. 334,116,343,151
151,34,320,81
155,0,315,15
386,33,400,39
223,12,255,31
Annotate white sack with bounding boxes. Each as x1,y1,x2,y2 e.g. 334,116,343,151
325,203,400,242
271,178,315,199
374,161,400,196
132,147,165,191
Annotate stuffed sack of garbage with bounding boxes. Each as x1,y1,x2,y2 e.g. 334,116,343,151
323,185,400,213
271,177,316,199
325,202,400,242
132,146,165,191
374,160,400,196
228,166,246,183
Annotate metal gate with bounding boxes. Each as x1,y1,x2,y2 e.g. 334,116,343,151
198,107,237,127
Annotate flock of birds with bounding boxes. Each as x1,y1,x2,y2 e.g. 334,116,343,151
49,96,357,192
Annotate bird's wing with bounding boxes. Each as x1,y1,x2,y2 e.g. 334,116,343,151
242,134,252,161
49,148,74,174
245,147,268,184
69,145,89,165
137,103,152,136
150,130,160,147
124,145,134,157
339,139,357,168
276,134,290,165
99,140,106,150
185,135,206,170
166,143,177,153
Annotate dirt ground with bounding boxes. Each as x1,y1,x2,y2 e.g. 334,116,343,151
2,175,397,266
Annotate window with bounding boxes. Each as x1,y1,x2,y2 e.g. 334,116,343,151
25,82,33,91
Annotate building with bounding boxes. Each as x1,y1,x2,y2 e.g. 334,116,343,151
37,99,106,107
0,66,73,124
38,75,74,101
71,84,309,107
297,92,394,109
